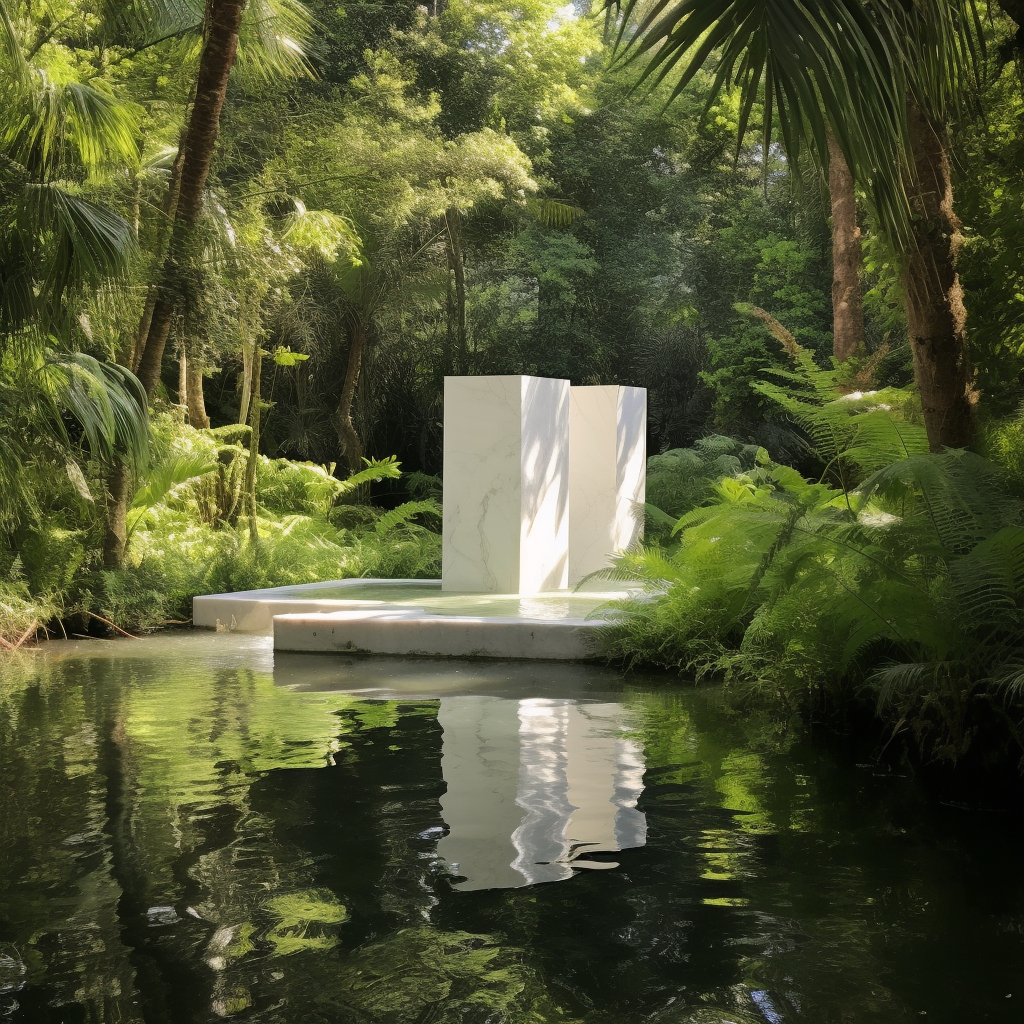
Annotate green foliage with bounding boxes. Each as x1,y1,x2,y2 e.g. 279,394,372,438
332,927,582,1024
601,361,1024,766
645,435,767,540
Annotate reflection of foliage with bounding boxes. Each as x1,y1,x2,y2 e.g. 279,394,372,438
332,928,581,1024
264,890,348,956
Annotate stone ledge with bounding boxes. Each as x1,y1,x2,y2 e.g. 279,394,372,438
272,610,601,660
192,578,436,633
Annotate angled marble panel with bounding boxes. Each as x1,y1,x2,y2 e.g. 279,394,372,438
442,375,569,594
569,385,647,584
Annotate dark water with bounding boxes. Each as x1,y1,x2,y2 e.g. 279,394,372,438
1,635,1023,1024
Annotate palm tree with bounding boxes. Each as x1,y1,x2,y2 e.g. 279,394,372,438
133,0,249,399
0,3,149,544
120,0,313,398
98,0,312,566
607,0,984,450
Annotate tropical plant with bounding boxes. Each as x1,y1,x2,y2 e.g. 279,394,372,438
0,5,149,565
605,0,986,450
598,348,1024,764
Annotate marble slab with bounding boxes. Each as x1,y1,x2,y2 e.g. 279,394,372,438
271,609,597,659
442,375,570,593
569,385,647,584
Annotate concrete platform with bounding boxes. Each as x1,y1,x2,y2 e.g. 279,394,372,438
193,578,628,661
193,578,433,634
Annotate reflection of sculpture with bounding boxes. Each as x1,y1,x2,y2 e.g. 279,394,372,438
437,697,646,890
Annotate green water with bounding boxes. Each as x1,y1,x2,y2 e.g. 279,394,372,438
272,582,625,619
1,634,1023,1023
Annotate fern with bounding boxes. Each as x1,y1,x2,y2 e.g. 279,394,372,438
336,455,402,495
600,353,1024,765
131,453,218,510
373,499,441,535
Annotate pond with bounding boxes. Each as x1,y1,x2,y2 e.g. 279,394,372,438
1,634,1022,1023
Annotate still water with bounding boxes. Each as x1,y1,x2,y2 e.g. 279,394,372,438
1,634,1023,1023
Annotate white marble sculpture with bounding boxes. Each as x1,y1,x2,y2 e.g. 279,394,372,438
568,385,647,584
442,375,570,593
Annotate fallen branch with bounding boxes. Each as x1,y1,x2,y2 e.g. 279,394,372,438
86,612,139,640
11,621,39,650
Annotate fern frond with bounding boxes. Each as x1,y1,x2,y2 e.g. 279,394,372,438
374,499,441,535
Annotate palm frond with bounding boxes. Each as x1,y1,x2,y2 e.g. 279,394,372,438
104,0,313,79
605,0,915,243
4,183,135,333
0,1,30,88
3,79,139,179
33,353,149,477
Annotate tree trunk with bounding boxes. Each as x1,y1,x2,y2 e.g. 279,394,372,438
445,208,468,373
826,131,865,363
130,140,188,372
135,0,247,399
185,341,210,428
239,331,253,425
178,345,188,406
335,316,366,475
102,463,132,568
902,97,973,451
243,340,262,544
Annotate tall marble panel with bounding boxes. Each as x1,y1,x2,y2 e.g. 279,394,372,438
442,375,569,594
568,385,647,584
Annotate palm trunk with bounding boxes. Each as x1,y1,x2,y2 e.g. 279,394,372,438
902,97,973,451
178,345,188,405
104,2,243,568
239,332,253,425
135,0,247,399
185,340,210,428
131,137,189,374
102,463,132,568
826,131,865,363
335,316,366,475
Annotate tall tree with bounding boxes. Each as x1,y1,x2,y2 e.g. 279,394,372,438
101,0,246,567
826,131,865,362
607,0,983,450
134,0,247,399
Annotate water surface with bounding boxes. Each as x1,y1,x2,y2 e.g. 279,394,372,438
270,581,626,619
1,634,1022,1023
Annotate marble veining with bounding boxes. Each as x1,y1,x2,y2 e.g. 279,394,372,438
442,375,569,594
569,385,647,584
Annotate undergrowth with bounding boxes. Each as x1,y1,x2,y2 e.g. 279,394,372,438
602,345,1024,773
0,411,441,641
